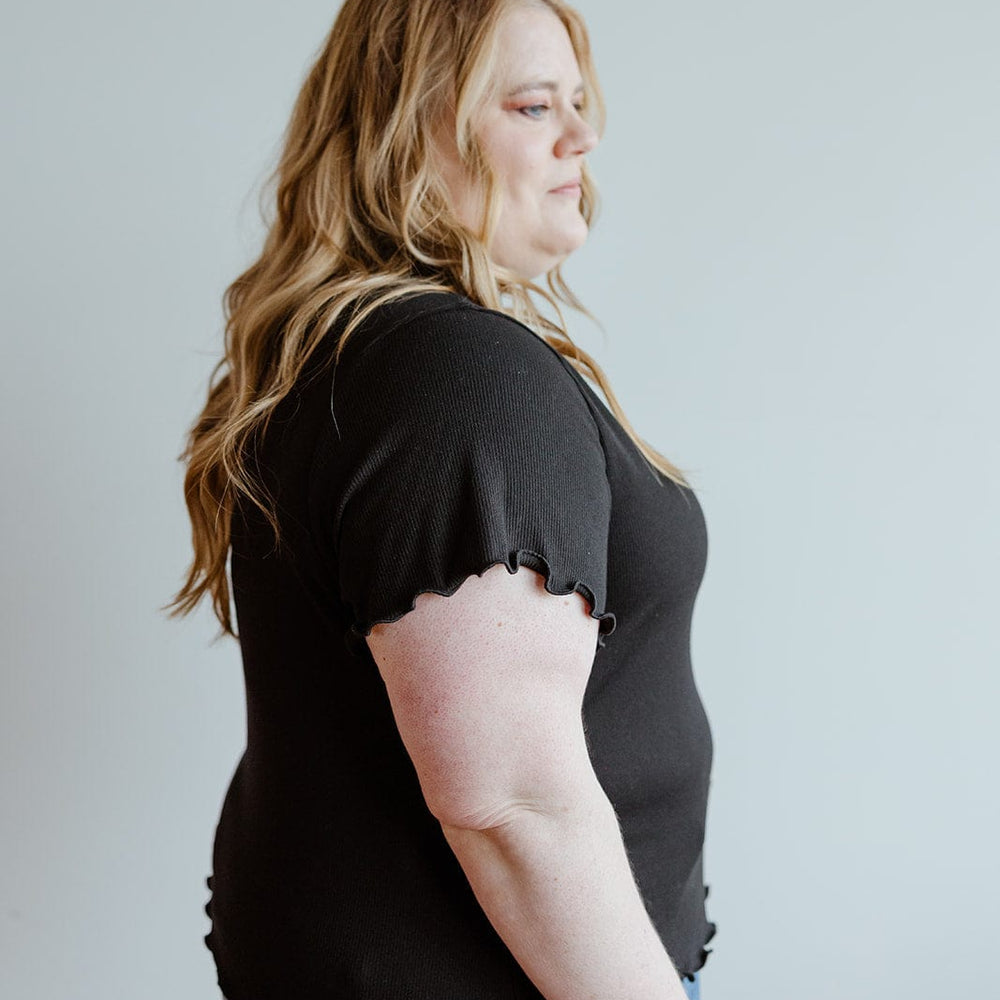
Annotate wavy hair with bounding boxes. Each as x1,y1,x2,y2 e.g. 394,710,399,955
165,0,690,640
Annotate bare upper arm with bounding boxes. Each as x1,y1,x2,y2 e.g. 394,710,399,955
365,563,602,830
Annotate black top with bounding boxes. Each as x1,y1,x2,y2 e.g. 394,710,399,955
204,290,717,999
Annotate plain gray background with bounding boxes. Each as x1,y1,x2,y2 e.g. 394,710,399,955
2,2,997,997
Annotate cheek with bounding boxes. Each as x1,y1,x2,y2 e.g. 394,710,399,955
490,140,547,199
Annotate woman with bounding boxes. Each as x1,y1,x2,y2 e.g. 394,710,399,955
167,1,716,997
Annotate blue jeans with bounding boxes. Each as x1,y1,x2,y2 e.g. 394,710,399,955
682,970,701,1000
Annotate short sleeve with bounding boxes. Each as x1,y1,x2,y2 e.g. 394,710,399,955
329,303,617,658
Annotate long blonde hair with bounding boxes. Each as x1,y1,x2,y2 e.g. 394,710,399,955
165,0,690,640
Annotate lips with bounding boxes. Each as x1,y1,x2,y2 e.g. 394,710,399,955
550,178,582,193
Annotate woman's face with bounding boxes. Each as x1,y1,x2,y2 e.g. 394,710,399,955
436,4,600,280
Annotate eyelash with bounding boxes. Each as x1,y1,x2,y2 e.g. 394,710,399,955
519,102,586,119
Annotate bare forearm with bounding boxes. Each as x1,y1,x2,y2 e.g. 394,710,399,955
441,784,688,1000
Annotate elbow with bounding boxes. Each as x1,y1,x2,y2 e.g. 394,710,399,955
428,778,613,836
431,795,541,834
415,732,612,834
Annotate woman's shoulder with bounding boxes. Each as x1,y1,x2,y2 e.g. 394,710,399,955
337,289,571,384
327,289,600,451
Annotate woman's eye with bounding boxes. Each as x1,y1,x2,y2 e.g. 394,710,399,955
515,101,586,120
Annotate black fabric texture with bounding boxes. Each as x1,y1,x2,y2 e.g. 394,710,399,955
203,290,717,998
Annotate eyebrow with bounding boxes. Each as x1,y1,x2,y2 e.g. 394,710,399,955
505,80,586,98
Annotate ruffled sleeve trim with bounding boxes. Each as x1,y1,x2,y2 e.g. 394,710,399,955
345,548,616,658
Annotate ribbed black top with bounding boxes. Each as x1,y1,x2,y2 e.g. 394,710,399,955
204,291,717,998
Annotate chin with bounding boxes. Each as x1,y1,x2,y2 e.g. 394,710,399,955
549,234,588,268
560,219,590,253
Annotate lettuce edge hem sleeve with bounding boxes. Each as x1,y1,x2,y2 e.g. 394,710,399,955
346,547,617,656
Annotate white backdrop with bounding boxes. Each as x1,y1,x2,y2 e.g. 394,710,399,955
2,2,997,997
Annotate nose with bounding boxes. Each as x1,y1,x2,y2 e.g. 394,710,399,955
556,111,599,158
